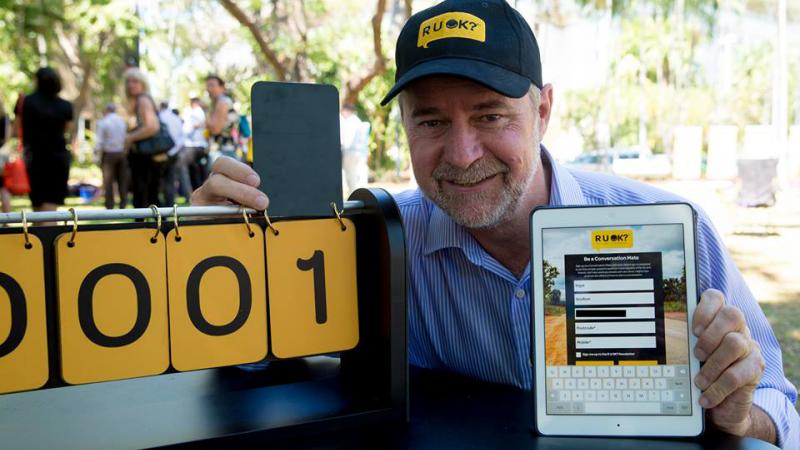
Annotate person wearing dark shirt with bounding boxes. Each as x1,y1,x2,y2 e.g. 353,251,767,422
21,67,73,216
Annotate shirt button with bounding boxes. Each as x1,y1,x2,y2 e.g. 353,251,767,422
515,289,526,299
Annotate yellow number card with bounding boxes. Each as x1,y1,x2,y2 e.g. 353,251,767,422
55,229,169,385
0,234,48,394
267,218,359,358
166,224,267,371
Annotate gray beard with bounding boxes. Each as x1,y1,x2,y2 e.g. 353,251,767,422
429,156,536,230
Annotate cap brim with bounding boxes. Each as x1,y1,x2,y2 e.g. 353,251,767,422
380,58,532,106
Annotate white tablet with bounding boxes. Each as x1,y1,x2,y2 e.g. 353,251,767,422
530,203,703,437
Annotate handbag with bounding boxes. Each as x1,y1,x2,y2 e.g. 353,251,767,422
4,93,30,195
133,121,174,156
4,156,30,195
133,96,175,156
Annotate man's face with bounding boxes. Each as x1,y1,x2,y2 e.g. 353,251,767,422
401,77,545,229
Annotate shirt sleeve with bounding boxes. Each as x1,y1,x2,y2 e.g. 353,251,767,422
94,119,105,152
694,207,799,448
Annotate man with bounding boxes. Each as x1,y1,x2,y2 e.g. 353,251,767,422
205,75,241,162
190,0,798,446
95,103,129,209
339,104,370,194
158,102,184,206
181,97,209,191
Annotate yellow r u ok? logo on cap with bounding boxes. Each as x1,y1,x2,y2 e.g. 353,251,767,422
418,12,486,48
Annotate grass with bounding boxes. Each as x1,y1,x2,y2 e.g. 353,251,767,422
759,301,800,410
664,300,688,313
544,304,565,317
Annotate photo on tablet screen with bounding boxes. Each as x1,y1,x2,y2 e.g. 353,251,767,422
541,224,693,416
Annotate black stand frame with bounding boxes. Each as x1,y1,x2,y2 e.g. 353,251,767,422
0,188,407,449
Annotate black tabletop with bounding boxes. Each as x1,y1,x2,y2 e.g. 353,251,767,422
262,367,778,450
0,362,779,450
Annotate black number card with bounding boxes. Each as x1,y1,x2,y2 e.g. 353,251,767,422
251,82,343,217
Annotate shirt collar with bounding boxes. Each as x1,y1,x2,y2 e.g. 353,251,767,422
422,200,485,266
542,145,586,206
421,145,587,259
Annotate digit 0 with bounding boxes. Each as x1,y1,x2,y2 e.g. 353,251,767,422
186,256,252,336
0,273,27,358
78,263,151,347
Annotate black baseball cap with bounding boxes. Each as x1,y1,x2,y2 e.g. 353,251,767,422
380,0,542,106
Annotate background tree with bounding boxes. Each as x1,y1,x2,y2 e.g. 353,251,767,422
663,268,687,313
0,0,137,146
213,0,411,172
542,260,560,305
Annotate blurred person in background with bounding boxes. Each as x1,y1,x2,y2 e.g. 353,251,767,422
95,103,128,209
123,67,164,208
158,101,184,206
181,97,208,191
0,100,11,213
21,67,73,217
205,75,241,164
339,104,370,194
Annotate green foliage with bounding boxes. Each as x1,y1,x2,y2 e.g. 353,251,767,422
562,1,799,156
663,269,688,313
543,260,560,305
561,6,716,153
0,0,138,122
574,0,718,32
0,0,61,108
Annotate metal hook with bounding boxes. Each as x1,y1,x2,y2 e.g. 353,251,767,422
67,208,78,247
242,208,255,238
21,210,32,249
330,202,346,231
264,209,279,236
149,205,161,243
172,204,182,242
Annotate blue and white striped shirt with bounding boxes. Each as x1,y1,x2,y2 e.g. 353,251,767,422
394,148,799,448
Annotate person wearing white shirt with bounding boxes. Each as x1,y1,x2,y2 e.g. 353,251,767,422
158,102,185,206
339,104,370,194
95,103,129,209
181,98,209,191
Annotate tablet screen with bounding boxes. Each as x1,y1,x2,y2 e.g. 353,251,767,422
541,224,692,416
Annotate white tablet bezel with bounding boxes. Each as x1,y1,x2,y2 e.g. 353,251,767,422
530,203,703,437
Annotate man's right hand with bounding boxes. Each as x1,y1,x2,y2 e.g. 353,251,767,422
190,156,269,210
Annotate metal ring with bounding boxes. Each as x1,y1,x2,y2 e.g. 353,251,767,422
67,208,78,247
149,205,161,243
242,208,255,238
172,204,182,242
264,209,279,236
21,210,32,249
330,202,346,231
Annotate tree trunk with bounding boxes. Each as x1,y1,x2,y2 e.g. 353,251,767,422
403,0,412,18
218,0,288,81
341,0,388,106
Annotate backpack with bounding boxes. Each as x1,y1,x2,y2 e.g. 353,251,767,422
238,115,251,139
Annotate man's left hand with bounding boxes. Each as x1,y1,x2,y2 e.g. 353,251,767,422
692,289,766,436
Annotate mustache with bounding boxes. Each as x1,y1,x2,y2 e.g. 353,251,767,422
432,158,509,184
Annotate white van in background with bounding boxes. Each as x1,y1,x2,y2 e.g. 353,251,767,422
565,148,672,179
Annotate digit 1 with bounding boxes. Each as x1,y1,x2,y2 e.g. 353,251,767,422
296,250,327,324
